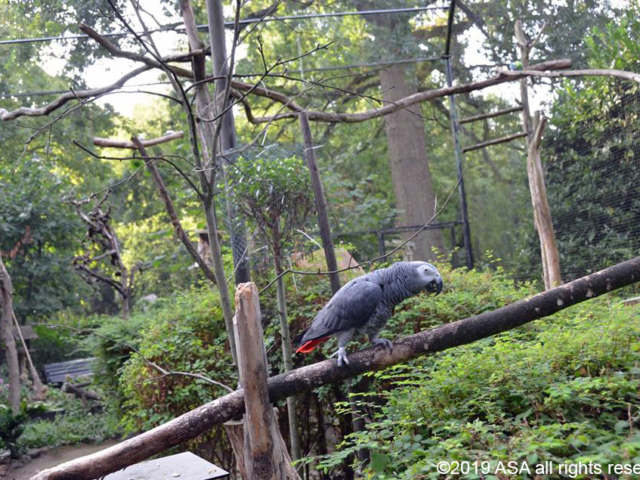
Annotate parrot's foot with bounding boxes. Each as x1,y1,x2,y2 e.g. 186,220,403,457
372,338,393,353
331,347,350,367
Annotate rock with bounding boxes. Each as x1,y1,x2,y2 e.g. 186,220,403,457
27,447,49,458
0,464,8,476
0,451,9,465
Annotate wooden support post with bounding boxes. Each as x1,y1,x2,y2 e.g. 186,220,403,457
299,111,341,295
516,20,562,289
234,283,300,480
527,115,562,288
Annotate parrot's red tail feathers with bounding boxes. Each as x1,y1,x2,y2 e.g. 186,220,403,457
296,337,328,354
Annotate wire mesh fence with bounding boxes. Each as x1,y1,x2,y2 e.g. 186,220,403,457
542,86,640,281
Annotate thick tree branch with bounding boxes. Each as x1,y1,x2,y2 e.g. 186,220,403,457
79,24,193,79
243,59,572,123
32,257,640,480
1,59,569,123
0,66,150,121
500,67,640,85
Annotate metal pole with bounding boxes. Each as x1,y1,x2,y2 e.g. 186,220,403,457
300,111,341,295
444,55,474,269
377,232,386,258
206,0,251,283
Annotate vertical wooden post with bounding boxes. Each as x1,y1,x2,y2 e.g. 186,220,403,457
299,111,341,295
516,20,562,289
234,283,301,480
528,115,562,288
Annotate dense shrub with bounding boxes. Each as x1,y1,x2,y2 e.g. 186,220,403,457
307,291,640,478
114,287,237,471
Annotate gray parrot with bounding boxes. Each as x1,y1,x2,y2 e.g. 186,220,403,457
295,261,443,366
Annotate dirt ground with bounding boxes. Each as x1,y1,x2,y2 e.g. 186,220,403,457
4,440,119,480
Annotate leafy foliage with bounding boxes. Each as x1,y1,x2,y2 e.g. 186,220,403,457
303,268,640,478
0,164,89,320
108,287,237,471
0,380,117,455
16,387,119,451
231,155,312,255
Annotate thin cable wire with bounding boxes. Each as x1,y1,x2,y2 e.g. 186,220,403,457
0,6,448,46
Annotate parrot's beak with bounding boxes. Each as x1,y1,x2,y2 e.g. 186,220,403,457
426,277,444,295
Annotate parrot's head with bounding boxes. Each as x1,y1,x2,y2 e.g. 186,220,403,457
410,261,444,295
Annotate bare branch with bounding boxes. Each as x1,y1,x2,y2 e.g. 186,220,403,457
93,131,184,149
499,67,640,85
242,59,572,124
0,66,150,120
130,136,217,285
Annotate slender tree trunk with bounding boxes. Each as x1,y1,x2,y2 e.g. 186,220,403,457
203,197,238,366
527,115,562,288
516,20,562,289
177,0,237,365
299,112,341,294
273,236,301,463
379,64,445,261
0,255,21,413
12,312,46,399
206,0,251,284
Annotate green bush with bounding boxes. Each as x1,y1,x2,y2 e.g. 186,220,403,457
307,282,640,478
18,407,119,450
114,286,237,470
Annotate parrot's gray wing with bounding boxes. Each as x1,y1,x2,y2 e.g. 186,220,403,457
300,278,383,342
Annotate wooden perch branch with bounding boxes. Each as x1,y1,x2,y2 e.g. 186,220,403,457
500,67,640,85
93,131,183,149
32,257,640,480
242,59,572,123
0,66,151,121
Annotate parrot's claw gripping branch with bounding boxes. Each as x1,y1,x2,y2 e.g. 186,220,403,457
332,347,350,367
372,337,394,353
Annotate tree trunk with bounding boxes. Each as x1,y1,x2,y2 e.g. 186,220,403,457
12,312,46,399
206,0,251,284
379,64,445,261
299,112,341,294
516,20,562,289
273,238,301,464
0,255,21,414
